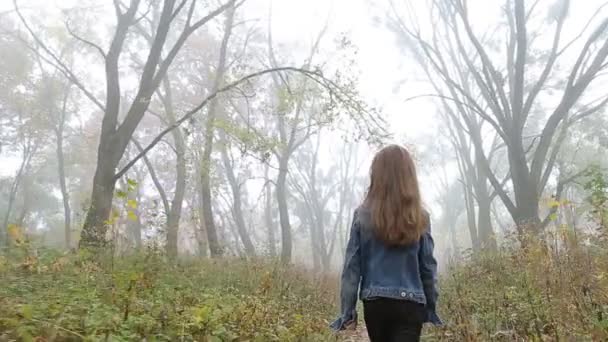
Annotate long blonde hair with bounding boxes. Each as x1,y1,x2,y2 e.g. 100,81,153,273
364,145,427,246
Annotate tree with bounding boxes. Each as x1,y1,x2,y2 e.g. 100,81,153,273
199,1,236,257
390,0,608,238
290,134,359,271
15,0,238,247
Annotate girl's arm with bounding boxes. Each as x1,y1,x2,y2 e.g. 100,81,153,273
419,221,442,325
330,210,361,330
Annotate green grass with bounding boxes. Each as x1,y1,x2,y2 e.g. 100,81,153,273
3,230,608,341
0,247,339,341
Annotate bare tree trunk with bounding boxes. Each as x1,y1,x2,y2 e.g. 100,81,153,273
2,142,34,245
163,77,187,259
200,2,236,257
264,165,276,257
81,153,115,244
57,128,71,249
474,156,496,250
477,196,496,249
310,221,321,272
459,159,480,251
277,154,292,263
219,135,255,257
195,182,209,258
56,87,72,249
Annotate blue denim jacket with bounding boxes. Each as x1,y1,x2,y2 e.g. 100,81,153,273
330,207,442,330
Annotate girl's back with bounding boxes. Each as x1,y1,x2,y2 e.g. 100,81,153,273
331,145,441,342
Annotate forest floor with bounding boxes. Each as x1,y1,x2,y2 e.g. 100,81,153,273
2,232,608,341
340,326,368,342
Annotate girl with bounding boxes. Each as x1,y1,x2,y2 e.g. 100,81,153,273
330,145,442,341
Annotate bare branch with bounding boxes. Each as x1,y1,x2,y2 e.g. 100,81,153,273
531,17,608,183
521,0,568,123
557,1,608,55
570,94,608,123
13,1,105,111
115,67,327,179
131,138,170,216
113,0,123,18
525,0,542,21
65,19,106,59
171,0,189,21
151,0,237,91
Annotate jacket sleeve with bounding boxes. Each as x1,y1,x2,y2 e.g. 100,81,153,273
330,210,361,331
418,220,443,325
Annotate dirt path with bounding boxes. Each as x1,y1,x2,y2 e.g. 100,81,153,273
340,326,369,341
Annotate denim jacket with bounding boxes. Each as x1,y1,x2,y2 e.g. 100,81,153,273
330,207,442,330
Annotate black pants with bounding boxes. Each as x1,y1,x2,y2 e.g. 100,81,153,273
363,298,424,342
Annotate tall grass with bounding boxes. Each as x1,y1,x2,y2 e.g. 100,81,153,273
428,230,608,341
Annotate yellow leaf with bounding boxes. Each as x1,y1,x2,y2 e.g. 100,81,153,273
8,224,22,240
127,211,138,221
127,199,137,209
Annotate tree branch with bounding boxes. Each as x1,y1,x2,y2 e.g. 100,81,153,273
521,0,568,124
131,138,170,216
115,67,328,179
65,19,106,59
14,0,105,111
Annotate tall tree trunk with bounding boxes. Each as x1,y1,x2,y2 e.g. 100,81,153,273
277,154,292,263
477,197,496,249
163,77,187,259
310,221,321,272
264,165,276,257
508,140,541,238
3,143,34,245
195,182,209,258
57,126,72,249
219,136,255,257
56,88,72,249
459,158,480,251
81,152,119,247
199,2,235,257
474,155,496,250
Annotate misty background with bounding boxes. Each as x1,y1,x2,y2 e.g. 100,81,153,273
1,0,607,272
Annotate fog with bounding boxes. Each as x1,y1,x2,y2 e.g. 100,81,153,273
1,0,607,273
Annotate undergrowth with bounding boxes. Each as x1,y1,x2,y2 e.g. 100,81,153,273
0,246,339,341
3,228,608,341
430,231,608,341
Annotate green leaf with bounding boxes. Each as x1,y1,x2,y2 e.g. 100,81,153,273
116,190,128,199
127,178,138,187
